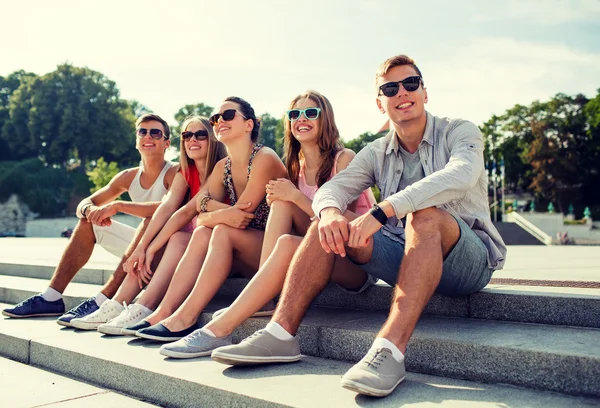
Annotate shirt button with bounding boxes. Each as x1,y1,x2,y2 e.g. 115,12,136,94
396,170,401,174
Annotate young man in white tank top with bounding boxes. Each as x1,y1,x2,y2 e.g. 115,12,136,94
3,114,178,327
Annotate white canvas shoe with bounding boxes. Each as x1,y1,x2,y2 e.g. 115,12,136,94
97,303,152,335
70,299,124,330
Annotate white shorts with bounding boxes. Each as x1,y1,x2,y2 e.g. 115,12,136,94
92,220,137,259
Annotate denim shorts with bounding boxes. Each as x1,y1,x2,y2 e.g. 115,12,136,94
354,216,493,297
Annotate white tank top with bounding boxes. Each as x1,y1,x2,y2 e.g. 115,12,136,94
128,161,173,202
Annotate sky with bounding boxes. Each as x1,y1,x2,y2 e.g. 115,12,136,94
1,0,599,141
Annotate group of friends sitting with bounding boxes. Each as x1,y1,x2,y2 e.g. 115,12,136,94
2,54,506,398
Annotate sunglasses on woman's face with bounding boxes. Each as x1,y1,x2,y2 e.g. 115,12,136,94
136,128,165,140
181,130,209,141
378,76,421,97
286,107,321,121
209,109,247,127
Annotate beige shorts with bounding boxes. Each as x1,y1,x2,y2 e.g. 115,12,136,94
92,220,137,259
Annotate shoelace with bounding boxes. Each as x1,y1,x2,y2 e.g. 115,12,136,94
17,296,41,307
70,299,95,315
243,330,265,343
363,348,388,370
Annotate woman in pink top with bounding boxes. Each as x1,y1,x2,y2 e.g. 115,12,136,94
159,90,377,359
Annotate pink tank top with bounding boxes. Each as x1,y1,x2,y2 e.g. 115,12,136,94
297,150,376,215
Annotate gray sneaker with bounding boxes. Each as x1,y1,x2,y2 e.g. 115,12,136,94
159,328,232,359
211,329,301,365
340,348,405,397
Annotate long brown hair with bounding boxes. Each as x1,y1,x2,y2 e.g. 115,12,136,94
179,116,226,181
284,91,343,187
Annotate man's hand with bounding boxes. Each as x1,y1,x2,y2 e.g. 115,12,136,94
348,212,383,248
318,207,349,257
223,202,256,229
266,178,300,204
87,202,119,226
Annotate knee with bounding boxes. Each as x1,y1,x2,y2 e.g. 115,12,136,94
270,200,293,214
168,231,190,247
276,234,301,251
406,208,443,235
191,225,212,242
211,224,235,242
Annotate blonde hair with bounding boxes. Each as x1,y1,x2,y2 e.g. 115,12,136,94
283,90,343,188
179,116,226,181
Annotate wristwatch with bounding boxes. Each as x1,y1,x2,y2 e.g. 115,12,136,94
369,204,388,225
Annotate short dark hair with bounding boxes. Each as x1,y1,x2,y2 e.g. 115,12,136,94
375,55,424,87
224,96,261,142
135,113,170,139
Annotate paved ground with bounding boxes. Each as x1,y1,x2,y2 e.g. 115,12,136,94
0,238,599,282
0,357,157,407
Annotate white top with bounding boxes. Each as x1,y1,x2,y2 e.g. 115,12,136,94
128,161,173,202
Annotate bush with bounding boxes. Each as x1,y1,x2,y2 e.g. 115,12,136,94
0,158,91,217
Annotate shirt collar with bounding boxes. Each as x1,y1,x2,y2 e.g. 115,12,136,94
385,111,434,156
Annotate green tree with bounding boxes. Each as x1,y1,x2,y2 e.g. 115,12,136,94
86,157,120,193
345,131,384,154
2,64,137,170
171,103,214,148
259,113,284,157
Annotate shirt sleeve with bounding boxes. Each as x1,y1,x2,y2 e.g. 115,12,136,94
385,120,485,218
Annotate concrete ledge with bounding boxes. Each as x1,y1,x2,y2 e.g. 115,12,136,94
1,311,597,407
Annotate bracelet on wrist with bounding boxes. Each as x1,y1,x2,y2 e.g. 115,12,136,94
82,204,92,217
369,204,388,225
199,195,211,212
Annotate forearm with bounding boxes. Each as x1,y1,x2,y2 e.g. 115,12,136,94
114,201,161,219
148,205,196,251
292,192,315,218
196,208,230,228
136,201,181,250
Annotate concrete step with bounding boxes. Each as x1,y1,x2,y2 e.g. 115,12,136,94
0,356,157,407
1,309,597,408
1,270,599,329
2,284,600,399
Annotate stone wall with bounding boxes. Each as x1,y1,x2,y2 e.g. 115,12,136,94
0,195,36,236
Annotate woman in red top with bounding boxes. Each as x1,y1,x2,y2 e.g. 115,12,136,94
93,115,226,334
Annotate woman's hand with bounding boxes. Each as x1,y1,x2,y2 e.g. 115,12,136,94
124,245,145,274
222,202,256,229
266,178,300,204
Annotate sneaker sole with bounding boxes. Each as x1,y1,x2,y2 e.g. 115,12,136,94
159,348,215,359
97,325,127,335
211,352,302,366
121,328,141,336
340,376,405,397
56,319,73,328
135,332,185,342
212,308,274,320
70,321,104,330
2,311,64,318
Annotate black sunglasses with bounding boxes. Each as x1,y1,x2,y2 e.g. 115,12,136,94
209,109,247,127
136,128,165,140
378,76,422,97
181,130,209,141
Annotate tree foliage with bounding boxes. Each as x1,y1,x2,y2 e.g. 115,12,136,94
171,103,214,149
345,131,385,154
259,113,284,157
86,157,120,193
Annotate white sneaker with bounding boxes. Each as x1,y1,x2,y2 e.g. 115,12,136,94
71,299,124,330
97,303,152,335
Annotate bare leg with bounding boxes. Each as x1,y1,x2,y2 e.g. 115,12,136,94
377,208,460,353
145,226,213,325
206,234,302,337
330,255,370,291
127,231,191,309
100,218,153,298
48,218,97,293
259,200,309,266
162,224,264,331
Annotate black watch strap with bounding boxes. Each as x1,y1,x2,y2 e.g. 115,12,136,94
369,204,388,225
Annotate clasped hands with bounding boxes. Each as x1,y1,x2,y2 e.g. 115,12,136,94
318,208,382,258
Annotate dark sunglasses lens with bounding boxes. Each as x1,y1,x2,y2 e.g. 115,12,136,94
288,110,300,120
381,83,399,97
403,77,420,92
195,130,209,139
181,131,193,140
223,109,237,121
149,129,163,139
136,128,148,136
305,108,319,119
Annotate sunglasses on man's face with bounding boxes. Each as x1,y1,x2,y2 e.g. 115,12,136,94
181,130,209,141
378,76,422,98
136,128,165,140
209,109,247,127
286,107,321,122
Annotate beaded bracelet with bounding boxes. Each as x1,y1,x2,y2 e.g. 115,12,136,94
199,195,211,212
